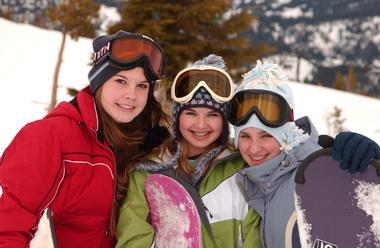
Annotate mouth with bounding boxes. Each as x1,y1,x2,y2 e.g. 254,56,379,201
117,103,135,111
191,131,212,138
248,154,268,165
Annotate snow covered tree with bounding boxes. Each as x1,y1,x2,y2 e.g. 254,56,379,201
46,0,100,112
239,0,380,97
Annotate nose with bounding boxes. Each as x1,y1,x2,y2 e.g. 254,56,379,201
195,114,207,129
248,139,261,154
123,85,136,100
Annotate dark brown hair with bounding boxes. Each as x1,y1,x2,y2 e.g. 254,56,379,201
94,81,171,235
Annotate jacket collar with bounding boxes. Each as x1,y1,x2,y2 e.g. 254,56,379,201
46,87,99,132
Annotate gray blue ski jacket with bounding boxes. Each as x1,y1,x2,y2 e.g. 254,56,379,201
236,116,322,248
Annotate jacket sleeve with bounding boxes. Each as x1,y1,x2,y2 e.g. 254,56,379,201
0,121,63,247
116,170,155,248
241,208,261,248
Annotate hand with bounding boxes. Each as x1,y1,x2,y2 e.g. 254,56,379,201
332,132,380,173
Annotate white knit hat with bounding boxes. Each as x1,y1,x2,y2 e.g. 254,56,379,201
233,60,309,153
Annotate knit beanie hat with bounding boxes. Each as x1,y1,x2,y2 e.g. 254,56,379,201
233,60,309,153
88,30,163,94
172,54,231,146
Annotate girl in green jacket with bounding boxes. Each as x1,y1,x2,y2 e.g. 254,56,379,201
116,55,261,248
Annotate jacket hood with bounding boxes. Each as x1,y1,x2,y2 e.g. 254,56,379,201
45,87,99,132
237,116,321,195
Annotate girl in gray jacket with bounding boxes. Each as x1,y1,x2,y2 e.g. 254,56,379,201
229,60,379,247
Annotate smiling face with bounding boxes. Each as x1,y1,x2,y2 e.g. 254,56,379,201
100,67,150,123
179,107,223,157
238,127,281,166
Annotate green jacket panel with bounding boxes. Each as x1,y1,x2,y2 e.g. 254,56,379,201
116,170,154,248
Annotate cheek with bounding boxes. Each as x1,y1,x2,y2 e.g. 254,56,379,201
138,90,149,106
178,115,190,132
268,140,281,155
238,140,249,153
211,119,223,134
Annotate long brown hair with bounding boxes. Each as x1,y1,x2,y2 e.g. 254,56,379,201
94,80,171,235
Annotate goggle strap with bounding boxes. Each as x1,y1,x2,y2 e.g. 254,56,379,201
88,61,110,82
93,42,111,65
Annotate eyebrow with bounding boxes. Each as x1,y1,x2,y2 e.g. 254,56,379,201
114,74,127,79
114,74,149,84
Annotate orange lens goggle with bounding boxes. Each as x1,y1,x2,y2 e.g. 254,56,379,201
93,35,165,79
229,90,293,127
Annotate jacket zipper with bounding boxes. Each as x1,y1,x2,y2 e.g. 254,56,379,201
90,123,117,238
96,138,116,237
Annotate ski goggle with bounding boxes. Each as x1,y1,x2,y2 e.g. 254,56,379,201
92,34,165,79
171,65,234,103
229,90,294,127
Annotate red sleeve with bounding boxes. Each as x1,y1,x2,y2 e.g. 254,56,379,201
0,120,63,247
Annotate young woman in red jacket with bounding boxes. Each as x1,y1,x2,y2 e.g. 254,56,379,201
0,30,171,247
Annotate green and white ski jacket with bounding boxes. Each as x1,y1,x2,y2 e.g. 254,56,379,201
115,148,261,248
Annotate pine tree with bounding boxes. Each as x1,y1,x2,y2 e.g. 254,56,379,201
46,0,100,112
332,66,358,93
108,0,273,90
347,66,357,91
333,72,346,91
0,6,13,20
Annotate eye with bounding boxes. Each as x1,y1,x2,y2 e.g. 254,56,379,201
207,112,221,118
261,133,273,139
239,133,250,139
137,82,149,89
115,78,127,85
183,110,196,116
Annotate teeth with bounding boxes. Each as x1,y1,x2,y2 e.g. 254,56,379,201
251,155,265,160
193,132,208,137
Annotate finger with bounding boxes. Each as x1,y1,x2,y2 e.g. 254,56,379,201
358,149,374,173
351,140,371,173
332,132,354,161
341,134,362,172
340,161,349,170
375,145,380,159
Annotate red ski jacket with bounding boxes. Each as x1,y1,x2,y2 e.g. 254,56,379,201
0,87,116,247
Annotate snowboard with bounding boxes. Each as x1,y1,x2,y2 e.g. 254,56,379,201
294,148,380,248
144,174,201,248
